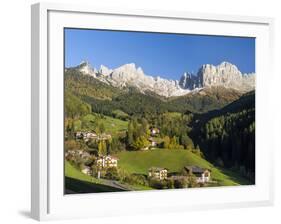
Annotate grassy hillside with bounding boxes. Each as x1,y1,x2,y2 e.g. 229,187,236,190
115,149,252,186
65,161,127,193
84,114,128,134
73,113,128,136
65,160,100,183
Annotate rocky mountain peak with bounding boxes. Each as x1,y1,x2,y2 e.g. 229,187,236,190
99,65,112,76
77,61,96,77
180,62,254,92
114,63,140,75
78,60,90,67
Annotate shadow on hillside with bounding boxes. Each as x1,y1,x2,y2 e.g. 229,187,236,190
65,177,127,194
219,168,254,185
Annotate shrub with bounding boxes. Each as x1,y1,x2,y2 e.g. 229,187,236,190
180,134,194,150
65,139,83,151
125,174,148,186
173,178,188,188
166,179,175,189
188,174,198,188
124,174,148,186
104,167,119,180
117,169,148,186
149,178,167,189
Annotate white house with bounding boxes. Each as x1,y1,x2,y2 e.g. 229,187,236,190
150,127,160,136
81,166,92,175
148,167,168,180
96,155,118,168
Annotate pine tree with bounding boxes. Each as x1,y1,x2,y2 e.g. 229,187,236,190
127,121,134,146
181,134,194,150
98,140,107,156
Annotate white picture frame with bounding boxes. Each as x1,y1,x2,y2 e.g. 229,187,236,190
31,2,274,221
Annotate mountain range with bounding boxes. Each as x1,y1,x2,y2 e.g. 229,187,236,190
67,61,255,97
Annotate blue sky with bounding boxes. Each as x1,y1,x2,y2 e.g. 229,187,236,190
65,28,255,80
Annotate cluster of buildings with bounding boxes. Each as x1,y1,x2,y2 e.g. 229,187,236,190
75,131,111,142
65,149,91,160
65,130,118,179
66,152,119,178
96,155,118,168
80,155,119,176
148,166,211,184
68,128,212,186
66,147,211,185
146,128,211,185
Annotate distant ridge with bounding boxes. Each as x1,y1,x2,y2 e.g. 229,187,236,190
67,61,255,97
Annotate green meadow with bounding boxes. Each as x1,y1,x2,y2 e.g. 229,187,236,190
115,149,252,186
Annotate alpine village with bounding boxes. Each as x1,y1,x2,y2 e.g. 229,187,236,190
64,61,255,193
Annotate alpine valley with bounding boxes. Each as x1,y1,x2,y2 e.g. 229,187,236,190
64,61,255,193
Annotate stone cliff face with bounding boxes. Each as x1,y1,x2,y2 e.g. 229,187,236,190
180,62,255,92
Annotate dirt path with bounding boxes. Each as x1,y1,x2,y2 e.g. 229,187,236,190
100,179,131,190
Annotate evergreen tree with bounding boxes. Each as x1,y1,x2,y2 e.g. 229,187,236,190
127,121,134,146
163,136,170,149
180,134,194,150
98,140,107,156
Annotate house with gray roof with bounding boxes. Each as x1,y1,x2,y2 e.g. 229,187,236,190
184,166,211,183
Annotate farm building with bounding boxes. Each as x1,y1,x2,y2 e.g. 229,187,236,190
183,166,211,183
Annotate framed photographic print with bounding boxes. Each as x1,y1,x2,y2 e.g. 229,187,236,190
31,2,274,221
